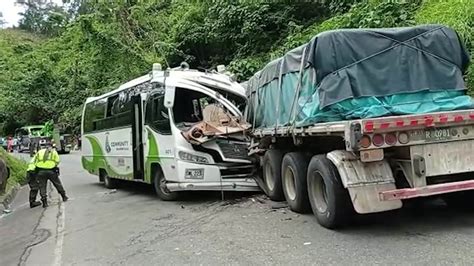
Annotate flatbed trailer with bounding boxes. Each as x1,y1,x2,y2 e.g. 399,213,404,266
245,25,473,229
250,108,474,229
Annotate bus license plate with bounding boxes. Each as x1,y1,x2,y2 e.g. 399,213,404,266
424,128,451,141
185,169,204,179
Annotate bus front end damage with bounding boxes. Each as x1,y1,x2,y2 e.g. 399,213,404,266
173,104,260,192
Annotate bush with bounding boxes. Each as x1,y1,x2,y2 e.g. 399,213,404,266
0,148,27,195
234,0,423,81
415,0,474,93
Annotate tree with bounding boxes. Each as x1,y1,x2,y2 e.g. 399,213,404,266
17,0,69,36
0,12,6,29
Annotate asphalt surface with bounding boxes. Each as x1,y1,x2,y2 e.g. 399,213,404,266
1,152,474,265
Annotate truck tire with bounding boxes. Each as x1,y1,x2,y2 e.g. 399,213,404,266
153,167,179,201
262,150,285,201
307,155,353,229
281,152,311,213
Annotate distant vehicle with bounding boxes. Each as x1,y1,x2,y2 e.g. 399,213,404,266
81,63,259,200
15,125,49,153
57,134,72,154
15,124,72,155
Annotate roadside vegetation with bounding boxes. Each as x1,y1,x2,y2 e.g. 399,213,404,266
0,148,27,196
0,0,472,135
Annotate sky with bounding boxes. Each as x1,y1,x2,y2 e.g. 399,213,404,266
0,0,63,28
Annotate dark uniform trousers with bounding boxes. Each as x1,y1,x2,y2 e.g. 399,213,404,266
37,169,66,200
27,172,40,203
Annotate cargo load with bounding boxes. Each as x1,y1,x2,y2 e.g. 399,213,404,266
245,24,472,129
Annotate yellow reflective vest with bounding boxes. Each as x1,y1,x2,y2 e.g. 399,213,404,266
27,158,36,172
33,148,60,170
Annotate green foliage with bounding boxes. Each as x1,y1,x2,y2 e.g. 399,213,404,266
17,0,70,36
228,54,269,82
247,0,423,77
0,148,27,194
0,0,472,133
415,0,474,93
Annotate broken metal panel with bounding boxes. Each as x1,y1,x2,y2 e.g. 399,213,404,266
180,104,250,145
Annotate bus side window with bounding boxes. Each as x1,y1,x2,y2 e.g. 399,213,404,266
146,95,171,135
107,95,119,117
84,98,106,133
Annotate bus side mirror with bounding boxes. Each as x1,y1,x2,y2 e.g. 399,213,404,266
164,86,176,108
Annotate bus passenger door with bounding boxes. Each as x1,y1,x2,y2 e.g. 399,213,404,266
131,95,145,180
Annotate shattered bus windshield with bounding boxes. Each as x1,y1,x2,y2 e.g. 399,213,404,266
172,88,238,129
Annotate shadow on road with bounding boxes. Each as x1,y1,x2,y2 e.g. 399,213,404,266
341,197,474,234
91,179,262,204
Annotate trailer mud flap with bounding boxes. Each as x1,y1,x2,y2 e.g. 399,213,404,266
327,150,402,214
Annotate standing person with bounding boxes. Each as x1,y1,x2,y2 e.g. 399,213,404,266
26,158,41,208
33,142,68,208
6,136,13,153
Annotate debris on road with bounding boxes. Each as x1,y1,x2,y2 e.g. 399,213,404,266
271,202,287,210
304,242,312,246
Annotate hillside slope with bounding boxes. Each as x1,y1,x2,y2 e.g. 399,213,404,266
0,1,472,133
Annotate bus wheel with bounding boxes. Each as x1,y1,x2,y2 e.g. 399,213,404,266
103,173,117,189
154,168,179,201
282,152,311,213
307,155,353,229
262,150,285,201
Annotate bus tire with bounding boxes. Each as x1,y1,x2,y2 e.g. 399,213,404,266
307,155,353,229
262,150,285,201
103,172,117,189
281,152,311,213
153,167,179,201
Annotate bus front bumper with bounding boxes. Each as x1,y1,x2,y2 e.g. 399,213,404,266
166,180,260,192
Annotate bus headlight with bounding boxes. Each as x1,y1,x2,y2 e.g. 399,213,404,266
178,151,209,164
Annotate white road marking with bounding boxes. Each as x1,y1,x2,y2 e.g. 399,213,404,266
53,202,66,266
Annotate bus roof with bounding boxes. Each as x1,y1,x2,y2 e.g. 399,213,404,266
85,68,245,104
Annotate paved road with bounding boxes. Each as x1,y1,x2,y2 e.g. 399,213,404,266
2,152,474,265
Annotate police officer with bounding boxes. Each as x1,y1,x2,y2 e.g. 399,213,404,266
26,158,41,208
33,142,68,207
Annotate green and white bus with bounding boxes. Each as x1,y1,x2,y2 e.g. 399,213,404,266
81,63,259,200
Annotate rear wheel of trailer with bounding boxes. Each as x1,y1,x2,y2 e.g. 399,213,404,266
262,150,285,201
281,152,311,213
307,155,353,229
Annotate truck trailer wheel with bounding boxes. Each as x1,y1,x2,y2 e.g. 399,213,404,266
307,155,353,229
262,150,285,201
281,152,311,213
153,167,179,201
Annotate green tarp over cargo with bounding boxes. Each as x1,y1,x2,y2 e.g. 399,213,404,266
245,24,472,129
